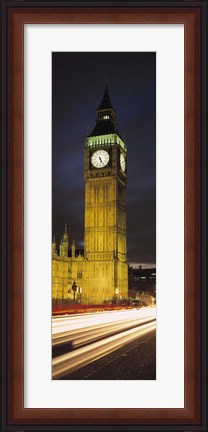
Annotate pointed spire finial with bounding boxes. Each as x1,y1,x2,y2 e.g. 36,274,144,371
65,224,67,233
71,237,75,258
87,79,118,139
53,234,56,243
96,79,114,112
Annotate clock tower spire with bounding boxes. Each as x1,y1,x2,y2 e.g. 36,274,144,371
88,81,117,138
84,83,128,304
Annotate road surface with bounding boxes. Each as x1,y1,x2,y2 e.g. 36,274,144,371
52,307,156,380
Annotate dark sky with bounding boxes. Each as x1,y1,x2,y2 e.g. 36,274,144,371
52,52,156,268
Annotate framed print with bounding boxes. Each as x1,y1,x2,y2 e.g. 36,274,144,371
51,51,157,382
1,1,207,430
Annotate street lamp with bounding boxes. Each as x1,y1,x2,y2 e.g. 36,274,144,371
72,280,77,301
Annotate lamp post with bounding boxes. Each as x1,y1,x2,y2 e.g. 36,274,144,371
72,280,77,301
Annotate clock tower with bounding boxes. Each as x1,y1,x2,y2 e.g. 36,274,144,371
84,82,128,303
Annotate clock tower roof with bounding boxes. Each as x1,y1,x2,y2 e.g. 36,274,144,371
97,81,115,112
88,82,121,138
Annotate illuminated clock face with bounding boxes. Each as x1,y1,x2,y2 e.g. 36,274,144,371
91,150,109,168
120,153,126,172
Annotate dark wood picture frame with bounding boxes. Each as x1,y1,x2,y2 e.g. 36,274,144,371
1,1,207,430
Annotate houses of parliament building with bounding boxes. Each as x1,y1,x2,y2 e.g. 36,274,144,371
52,83,128,304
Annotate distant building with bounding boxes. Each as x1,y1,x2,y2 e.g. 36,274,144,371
128,266,156,300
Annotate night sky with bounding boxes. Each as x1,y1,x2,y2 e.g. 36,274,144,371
52,52,156,268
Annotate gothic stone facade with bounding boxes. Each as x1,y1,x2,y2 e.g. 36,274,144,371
52,83,128,304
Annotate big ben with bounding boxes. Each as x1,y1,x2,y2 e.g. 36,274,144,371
84,82,128,303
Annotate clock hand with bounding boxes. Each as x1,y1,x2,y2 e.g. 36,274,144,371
99,157,104,164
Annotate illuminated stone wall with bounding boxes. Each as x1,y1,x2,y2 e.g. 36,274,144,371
52,228,85,302
52,256,70,300
83,138,128,304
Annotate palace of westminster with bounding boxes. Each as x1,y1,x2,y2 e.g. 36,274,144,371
52,83,129,304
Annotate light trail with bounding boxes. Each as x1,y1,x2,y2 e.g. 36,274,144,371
52,320,156,379
52,307,156,334
52,317,155,349
52,307,156,379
